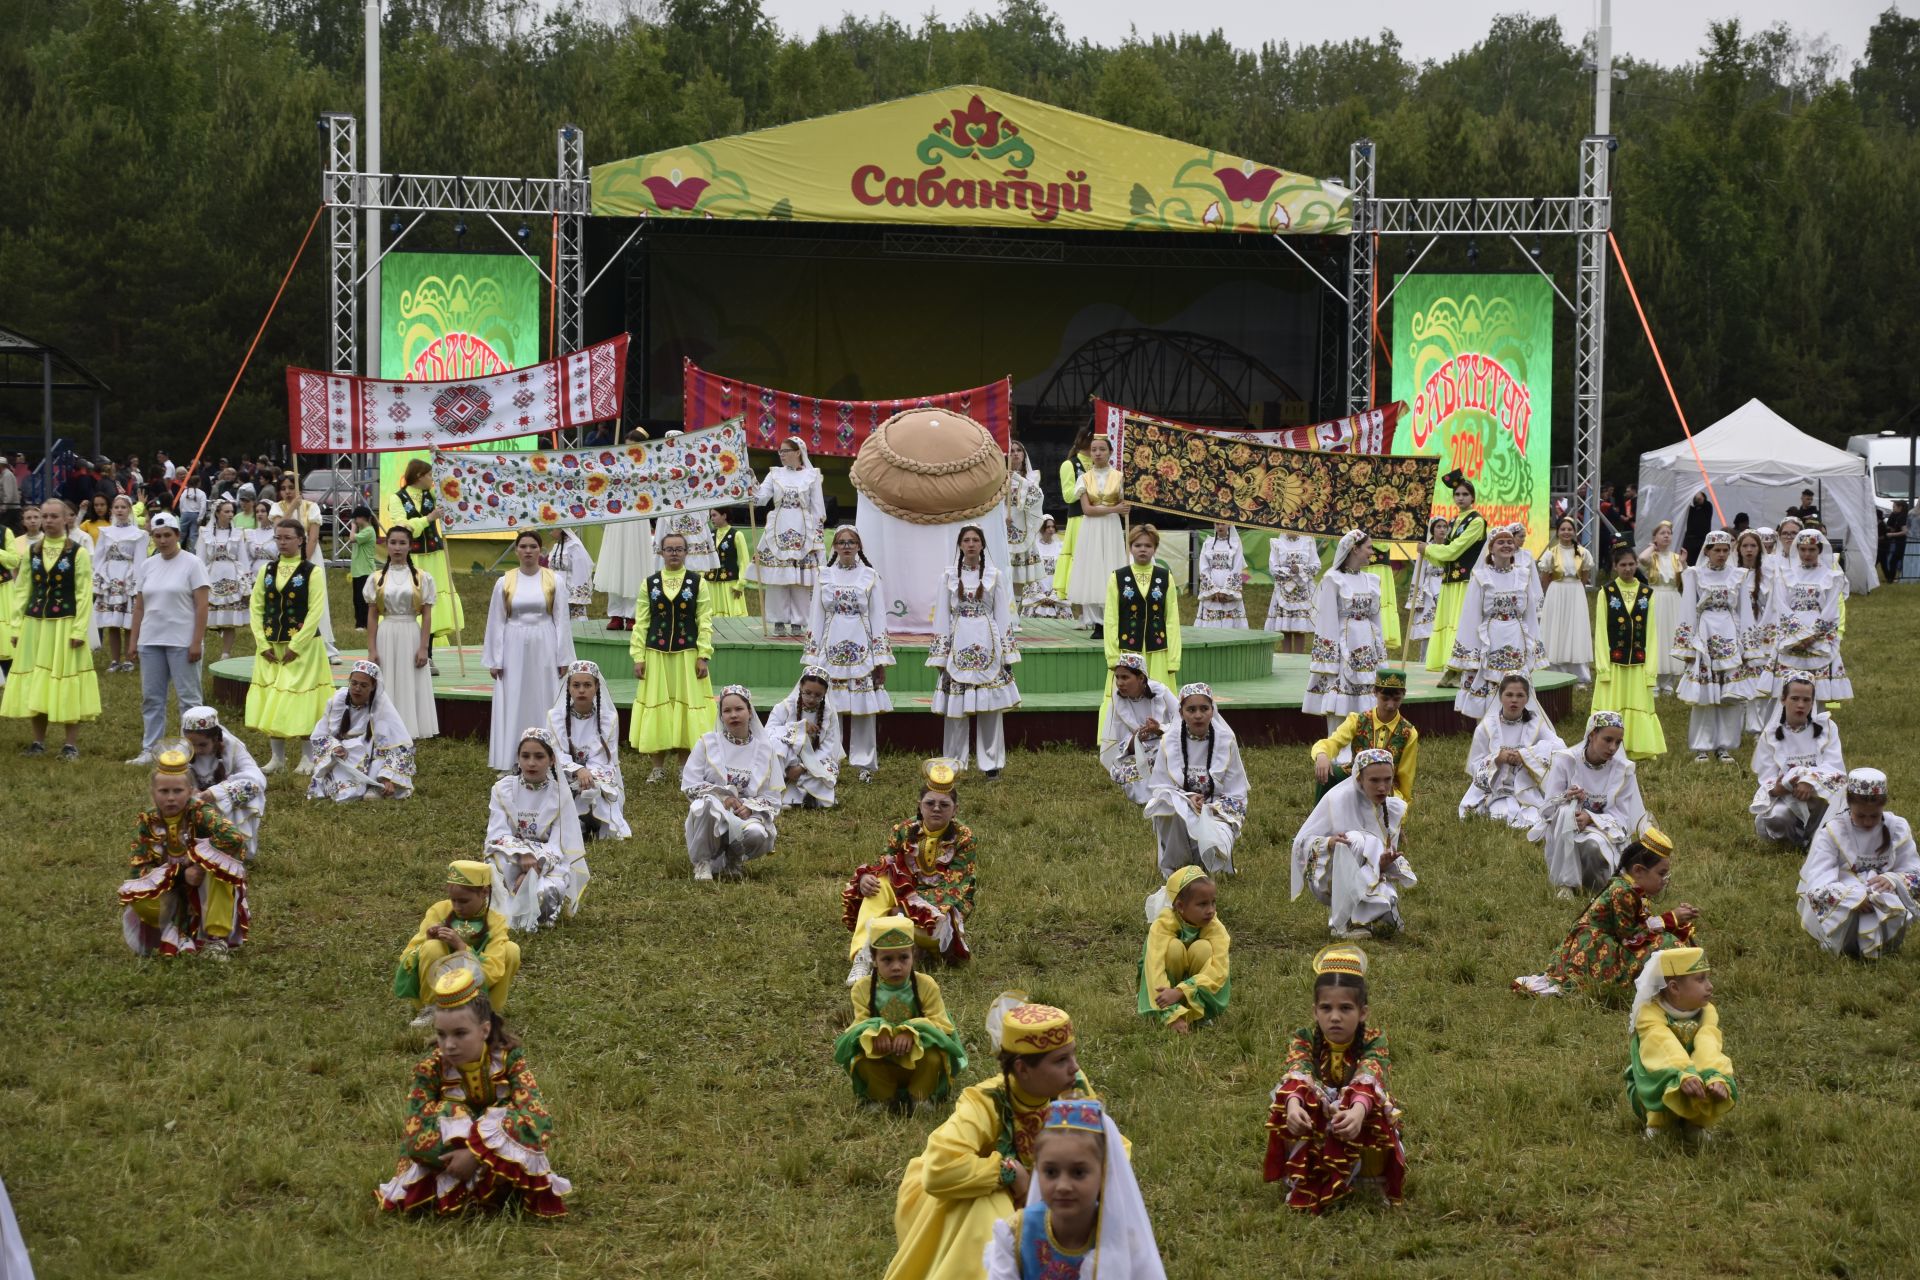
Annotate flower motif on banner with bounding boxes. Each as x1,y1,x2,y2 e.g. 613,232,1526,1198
430,420,755,534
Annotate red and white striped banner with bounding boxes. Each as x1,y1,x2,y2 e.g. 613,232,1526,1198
286,334,629,454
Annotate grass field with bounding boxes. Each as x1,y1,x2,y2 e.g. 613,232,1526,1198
5,571,1919,1280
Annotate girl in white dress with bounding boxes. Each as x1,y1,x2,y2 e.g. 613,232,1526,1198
1530,711,1656,896
1639,519,1687,694
1733,529,1775,735
548,659,630,841
1020,516,1069,618
1100,653,1179,805
243,498,279,596
306,659,417,802
1064,436,1128,630
1292,749,1418,940
1750,675,1845,847
1004,441,1047,596
1263,532,1319,651
93,495,148,671
181,705,267,855
750,437,825,634
681,685,783,881
766,667,844,809
1764,528,1853,704
486,726,589,931
1768,517,1802,586
594,429,656,631
481,531,577,771
1459,674,1565,829
1450,525,1543,720
1303,529,1384,729
1195,523,1249,628
548,527,595,622
1674,531,1757,761
1538,515,1594,683
656,509,718,576
199,500,249,658
362,526,439,739
1144,683,1249,878
1797,768,1919,960
803,526,894,781
926,525,1021,776
1405,516,1448,663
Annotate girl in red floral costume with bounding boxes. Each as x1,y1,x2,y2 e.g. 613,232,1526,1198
1263,945,1405,1213
377,956,570,1217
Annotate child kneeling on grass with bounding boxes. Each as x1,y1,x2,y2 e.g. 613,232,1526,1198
983,1099,1165,1279
394,860,521,1024
1264,945,1406,1213
1514,829,1696,998
1626,946,1736,1142
377,956,570,1217
1138,866,1229,1033
833,915,966,1109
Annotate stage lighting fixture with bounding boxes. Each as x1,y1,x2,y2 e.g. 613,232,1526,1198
454,218,469,239
516,220,532,242
388,214,403,234
1466,239,1480,265
1530,242,1543,260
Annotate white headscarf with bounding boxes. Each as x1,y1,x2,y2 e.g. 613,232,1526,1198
1014,1102,1168,1280
548,659,617,765
1332,528,1370,573
699,685,779,794
771,667,841,751
1290,770,1407,904
782,436,818,474
320,659,413,749
1630,949,1679,1032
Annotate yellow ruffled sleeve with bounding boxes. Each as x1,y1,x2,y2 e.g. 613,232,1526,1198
918,1087,1009,1200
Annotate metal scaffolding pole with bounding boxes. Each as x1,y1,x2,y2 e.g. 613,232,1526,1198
1573,136,1612,556
321,113,363,557
555,124,587,447
1344,140,1376,415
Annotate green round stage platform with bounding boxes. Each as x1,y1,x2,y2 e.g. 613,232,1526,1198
206,616,1574,750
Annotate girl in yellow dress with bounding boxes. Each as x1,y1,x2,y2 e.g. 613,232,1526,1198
1626,946,1735,1141
2,499,101,759
833,915,967,1108
1100,524,1180,737
1592,543,1666,760
245,519,334,775
1639,519,1687,695
628,530,714,783
1138,865,1230,1033
394,861,520,1018
883,996,1099,1280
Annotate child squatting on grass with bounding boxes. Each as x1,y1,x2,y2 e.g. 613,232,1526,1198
1514,828,1698,999
394,860,521,1024
1626,946,1736,1142
832,914,967,1109
117,745,252,958
376,956,571,1217
1138,865,1231,1033
982,1099,1166,1279
1263,945,1406,1214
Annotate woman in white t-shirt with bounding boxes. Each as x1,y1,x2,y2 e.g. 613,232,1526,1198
127,513,210,763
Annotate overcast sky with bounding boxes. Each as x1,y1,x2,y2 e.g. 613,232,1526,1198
756,0,1890,71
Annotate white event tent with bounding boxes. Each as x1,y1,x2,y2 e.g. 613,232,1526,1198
1636,398,1876,594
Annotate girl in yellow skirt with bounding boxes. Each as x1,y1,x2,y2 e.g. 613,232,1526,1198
1423,470,1489,678
833,914,967,1108
1592,543,1667,760
707,508,750,618
2,499,101,759
246,518,334,775
629,530,713,783
1139,865,1230,1033
383,458,465,668
1101,524,1180,738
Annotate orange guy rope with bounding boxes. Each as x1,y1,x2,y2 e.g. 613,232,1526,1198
1608,230,1725,525
177,204,324,495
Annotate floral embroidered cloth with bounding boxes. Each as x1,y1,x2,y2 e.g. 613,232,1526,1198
1100,398,1404,455
1100,402,1437,538
430,421,756,533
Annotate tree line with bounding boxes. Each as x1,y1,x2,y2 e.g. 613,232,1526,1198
1,0,1916,477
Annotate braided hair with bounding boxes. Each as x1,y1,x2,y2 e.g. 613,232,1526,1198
1179,707,1217,800
830,526,873,568
790,672,830,745
1497,673,1535,723
1773,675,1824,741
954,524,987,603
566,672,610,762
375,526,420,607
337,675,376,740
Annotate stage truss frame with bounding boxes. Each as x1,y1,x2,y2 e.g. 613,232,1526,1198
316,117,1613,554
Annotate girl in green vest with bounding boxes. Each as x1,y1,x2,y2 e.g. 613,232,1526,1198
1592,543,1666,760
629,531,714,782
1100,524,1180,738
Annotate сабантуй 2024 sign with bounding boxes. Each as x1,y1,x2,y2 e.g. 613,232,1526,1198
1389,274,1553,552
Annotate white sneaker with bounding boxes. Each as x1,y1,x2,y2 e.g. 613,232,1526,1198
858,768,875,783
1716,751,1735,763
261,756,283,775
126,751,155,766
1555,887,1576,900
646,766,665,784
1643,1125,1664,1142
691,863,714,882
408,1008,437,1028
1693,753,1710,763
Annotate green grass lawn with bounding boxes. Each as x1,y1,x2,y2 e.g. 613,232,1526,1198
5,573,1919,1279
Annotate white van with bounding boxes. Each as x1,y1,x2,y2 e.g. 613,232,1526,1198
1846,433,1920,515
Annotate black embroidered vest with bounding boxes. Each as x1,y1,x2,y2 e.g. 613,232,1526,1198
397,488,443,553
645,571,702,652
709,528,739,582
1442,511,1487,583
1603,579,1652,666
25,540,79,619
1114,563,1170,653
262,560,315,642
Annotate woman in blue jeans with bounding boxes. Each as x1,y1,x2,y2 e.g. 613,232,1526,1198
127,512,210,764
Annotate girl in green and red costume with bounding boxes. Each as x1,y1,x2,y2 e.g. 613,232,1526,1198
1264,944,1406,1213
1626,946,1736,1141
376,956,570,1217
833,914,967,1108
117,746,252,957
843,758,977,982
1,498,101,759
1514,829,1698,998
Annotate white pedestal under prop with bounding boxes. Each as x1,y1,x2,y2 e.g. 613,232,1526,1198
856,499,1012,635
848,407,1012,637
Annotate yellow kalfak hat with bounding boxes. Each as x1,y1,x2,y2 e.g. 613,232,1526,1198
868,915,916,951
1657,947,1710,978
922,758,959,794
1639,827,1674,859
1000,1001,1075,1055
154,747,191,776
446,860,492,888
1313,943,1370,979
431,964,485,1010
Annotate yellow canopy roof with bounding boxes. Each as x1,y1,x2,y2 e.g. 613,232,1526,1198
590,86,1351,236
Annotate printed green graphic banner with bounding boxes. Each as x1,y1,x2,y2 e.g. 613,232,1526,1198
1388,274,1553,553
378,251,542,505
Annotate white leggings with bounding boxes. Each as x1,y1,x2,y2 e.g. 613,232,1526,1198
844,714,878,771
1686,704,1744,753
942,713,1005,772
763,585,808,625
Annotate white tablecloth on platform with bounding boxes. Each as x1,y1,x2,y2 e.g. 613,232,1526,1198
855,499,1013,635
